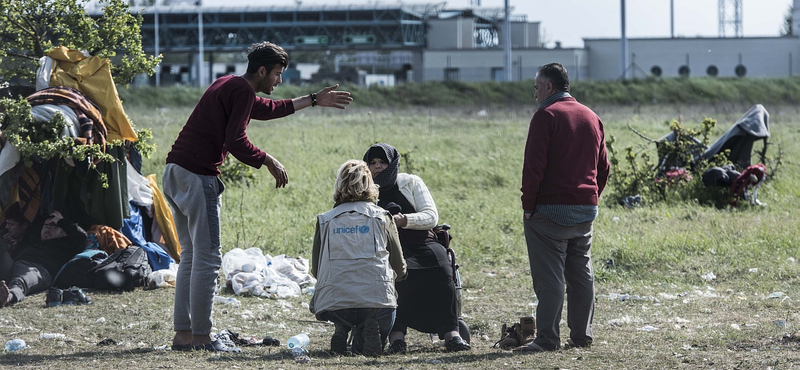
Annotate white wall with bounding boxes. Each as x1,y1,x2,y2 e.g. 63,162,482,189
427,18,476,49
511,22,540,48
421,48,588,82
585,37,800,80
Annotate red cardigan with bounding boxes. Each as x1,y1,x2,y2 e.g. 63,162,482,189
166,75,295,176
521,97,610,210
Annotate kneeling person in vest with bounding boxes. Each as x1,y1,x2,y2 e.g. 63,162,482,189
310,160,407,356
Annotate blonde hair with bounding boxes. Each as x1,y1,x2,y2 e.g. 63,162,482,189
333,160,379,204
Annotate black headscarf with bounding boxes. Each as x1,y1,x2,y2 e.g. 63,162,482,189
363,143,404,212
363,143,400,189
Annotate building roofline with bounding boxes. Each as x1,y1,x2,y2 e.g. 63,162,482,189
583,35,797,42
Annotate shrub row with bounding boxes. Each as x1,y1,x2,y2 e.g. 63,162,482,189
118,76,800,108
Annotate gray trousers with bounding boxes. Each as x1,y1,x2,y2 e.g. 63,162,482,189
162,163,225,336
6,259,52,304
524,212,594,349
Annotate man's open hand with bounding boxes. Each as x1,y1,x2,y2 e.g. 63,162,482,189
264,154,288,188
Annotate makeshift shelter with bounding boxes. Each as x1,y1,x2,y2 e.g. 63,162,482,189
654,104,770,172
697,104,770,168
0,47,181,279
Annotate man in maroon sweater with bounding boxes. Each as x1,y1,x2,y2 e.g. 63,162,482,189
163,41,352,353
515,63,609,353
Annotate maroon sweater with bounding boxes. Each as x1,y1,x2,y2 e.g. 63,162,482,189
166,75,295,176
521,97,610,210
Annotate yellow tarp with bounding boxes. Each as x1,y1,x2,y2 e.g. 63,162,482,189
147,174,181,263
48,46,138,142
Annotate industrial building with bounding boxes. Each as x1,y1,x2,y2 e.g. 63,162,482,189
113,0,800,86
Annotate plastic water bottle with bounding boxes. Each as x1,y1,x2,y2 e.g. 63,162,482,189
5,339,26,352
213,295,241,307
287,333,309,353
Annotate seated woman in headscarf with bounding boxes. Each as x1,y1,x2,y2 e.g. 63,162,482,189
309,159,407,356
363,143,471,353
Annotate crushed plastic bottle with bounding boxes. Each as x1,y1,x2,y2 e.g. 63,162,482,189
213,295,241,307
5,339,27,352
39,333,66,340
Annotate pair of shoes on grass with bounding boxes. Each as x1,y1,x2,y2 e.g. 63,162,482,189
46,287,91,307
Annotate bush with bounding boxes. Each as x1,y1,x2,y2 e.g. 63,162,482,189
118,76,800,108
606,116,754,208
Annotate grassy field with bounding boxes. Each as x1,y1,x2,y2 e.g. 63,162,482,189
2,101,800,369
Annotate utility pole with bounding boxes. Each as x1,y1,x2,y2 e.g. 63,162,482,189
503,0,512,81
670,0,674,38
155,0,160,87
620,0,628,79
197,0,205,86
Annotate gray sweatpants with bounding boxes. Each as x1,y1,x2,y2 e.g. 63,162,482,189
162,163,225,336
6,260,52,304
524,212,595,350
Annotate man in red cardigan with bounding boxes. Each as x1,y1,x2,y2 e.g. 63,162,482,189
516,63,610,353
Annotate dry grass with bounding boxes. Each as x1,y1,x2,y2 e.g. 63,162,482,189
3,103,800,369
3,267,800,369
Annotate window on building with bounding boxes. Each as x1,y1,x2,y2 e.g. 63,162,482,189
491,67,505,81
707,65,719,77
678,65,690,78
735,64,747,77
651,66,662,77
444,68,459,82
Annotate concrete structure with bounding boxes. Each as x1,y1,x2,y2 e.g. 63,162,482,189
118,1,800,85
585,37,800,80
420,48,585,82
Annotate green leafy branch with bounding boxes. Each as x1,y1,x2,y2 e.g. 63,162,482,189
0,97,158,189
219,156,257,187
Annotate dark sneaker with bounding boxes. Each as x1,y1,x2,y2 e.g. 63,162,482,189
360,318,381,357
193,339,242,353
562,338,591,350
330,324,349,355
45,287,62,307
445,336,471,352
512,341,551,353
387,339,407,354
61,287,92,305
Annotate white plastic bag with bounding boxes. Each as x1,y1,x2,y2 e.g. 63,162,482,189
271,255,316,288
148,263,178,288
221,248,313,298
221,248,271,280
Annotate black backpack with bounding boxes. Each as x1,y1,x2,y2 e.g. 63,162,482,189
87,245,152,291
52,250,107,289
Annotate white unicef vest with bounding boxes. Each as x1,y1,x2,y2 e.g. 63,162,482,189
311,201,397,314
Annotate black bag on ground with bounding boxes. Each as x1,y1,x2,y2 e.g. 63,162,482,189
87,245,152,291
52,250,107,289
